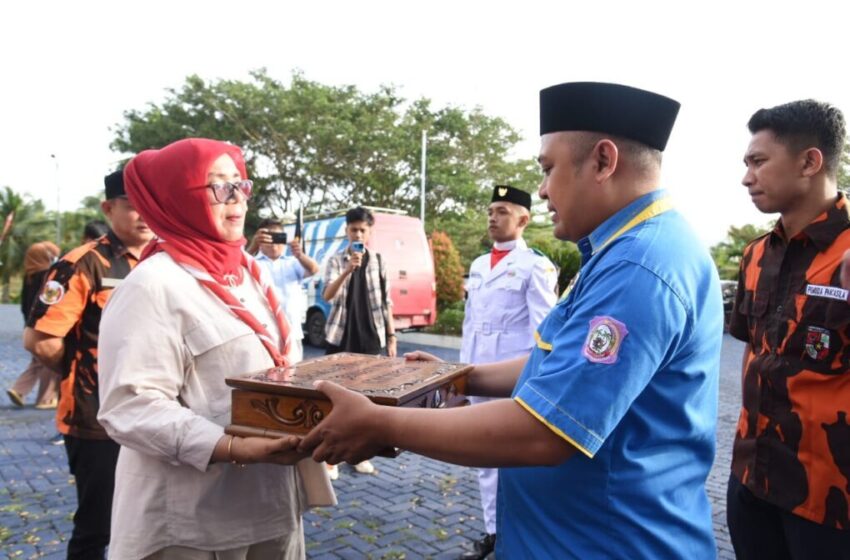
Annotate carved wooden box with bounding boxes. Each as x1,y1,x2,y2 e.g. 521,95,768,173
225,353,471,445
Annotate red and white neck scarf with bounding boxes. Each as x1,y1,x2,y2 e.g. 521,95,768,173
125,138,291,367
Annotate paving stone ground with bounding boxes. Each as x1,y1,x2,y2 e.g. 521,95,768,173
0,303,741,558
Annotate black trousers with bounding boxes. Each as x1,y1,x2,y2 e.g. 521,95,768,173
727,474,850,560
63,435,120,560
325,343,384,356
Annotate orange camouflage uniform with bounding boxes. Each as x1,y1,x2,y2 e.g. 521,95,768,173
729,194,850,530
27,231,138,439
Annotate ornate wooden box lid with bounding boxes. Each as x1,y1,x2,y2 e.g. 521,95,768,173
225,352,472,407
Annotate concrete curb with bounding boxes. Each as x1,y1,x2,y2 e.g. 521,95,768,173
397,331,462,349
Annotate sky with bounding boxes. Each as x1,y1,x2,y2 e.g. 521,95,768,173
1,0,848,247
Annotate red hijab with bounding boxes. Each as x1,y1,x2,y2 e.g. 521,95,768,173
124,138,248,284
124,138,291,367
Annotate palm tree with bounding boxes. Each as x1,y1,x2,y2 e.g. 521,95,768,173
0,186,52,302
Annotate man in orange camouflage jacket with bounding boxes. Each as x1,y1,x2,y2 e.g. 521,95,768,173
729,99,850,559
24,170,152,560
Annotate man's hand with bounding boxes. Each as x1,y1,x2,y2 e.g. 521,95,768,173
289,239,303,259
841,249,850,300
387,336,398,357
298,381,388,465
247,228,273,255
345,252,363,273
404,350,443,363
226,435,307,466
23,327,64,373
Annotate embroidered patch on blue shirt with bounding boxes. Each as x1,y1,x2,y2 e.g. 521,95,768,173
582,316,628,364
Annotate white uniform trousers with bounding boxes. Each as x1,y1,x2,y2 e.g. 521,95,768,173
468,395,498,535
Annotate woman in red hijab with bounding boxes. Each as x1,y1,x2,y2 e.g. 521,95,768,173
97,139,333,560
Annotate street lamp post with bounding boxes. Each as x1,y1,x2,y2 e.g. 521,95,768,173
420,130,427,226
50,154,60,245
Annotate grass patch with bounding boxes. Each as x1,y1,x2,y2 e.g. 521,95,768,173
428,527,449,541
437,475,457,494
312,507,333,519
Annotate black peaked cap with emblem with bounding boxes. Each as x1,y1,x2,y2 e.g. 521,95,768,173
491,184,531,210
104,169,126,200
539,82,680,151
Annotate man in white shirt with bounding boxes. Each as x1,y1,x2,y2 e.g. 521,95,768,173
249,218,319,363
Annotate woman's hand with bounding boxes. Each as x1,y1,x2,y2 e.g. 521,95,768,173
404,350,443,363
387,336,398,357
214,434,306,466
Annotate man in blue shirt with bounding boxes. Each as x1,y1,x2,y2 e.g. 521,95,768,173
299,82,723,559
250,218,319,363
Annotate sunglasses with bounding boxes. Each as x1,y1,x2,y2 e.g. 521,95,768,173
207,180,253,203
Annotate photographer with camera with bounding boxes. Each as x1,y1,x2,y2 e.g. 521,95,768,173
249,218,319,363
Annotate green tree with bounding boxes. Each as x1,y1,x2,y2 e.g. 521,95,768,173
111,70,537,238
59,194,103,249
0,187,53,302
525,224,581,295
710,223,771,280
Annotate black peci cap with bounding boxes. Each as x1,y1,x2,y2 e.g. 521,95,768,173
104,170,125,200
491,184,531,210
539,82,680,151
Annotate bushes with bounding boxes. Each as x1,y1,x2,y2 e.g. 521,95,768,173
430,230,465,310
428,230,465,335
431,300,464,335
525,227,581,294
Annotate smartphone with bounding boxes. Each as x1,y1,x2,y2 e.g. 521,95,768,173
351,241,365,253
270,231,288,245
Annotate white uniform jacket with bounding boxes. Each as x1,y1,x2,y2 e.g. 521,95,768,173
460,239,558,364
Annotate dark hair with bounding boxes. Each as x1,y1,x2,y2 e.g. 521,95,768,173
83,220,109,241
747,100,847,177
258,218,283,230
345,206,374,226
568,132,662,172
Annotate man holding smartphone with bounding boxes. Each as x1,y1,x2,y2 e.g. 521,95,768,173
322,206,396,359
321,206,396,477
249,218,319,363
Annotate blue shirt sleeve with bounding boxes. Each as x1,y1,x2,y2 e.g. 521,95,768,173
282,258,306,283
514,260,689,457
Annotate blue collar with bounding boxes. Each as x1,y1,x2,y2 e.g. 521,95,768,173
577,190,669,263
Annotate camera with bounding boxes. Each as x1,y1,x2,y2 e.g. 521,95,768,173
351,241,365,253
270,231,288,245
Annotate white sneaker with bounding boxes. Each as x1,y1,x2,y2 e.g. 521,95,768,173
327,463,339,481
354,460,375,475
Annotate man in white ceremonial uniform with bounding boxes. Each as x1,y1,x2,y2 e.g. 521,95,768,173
458,184,558,560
